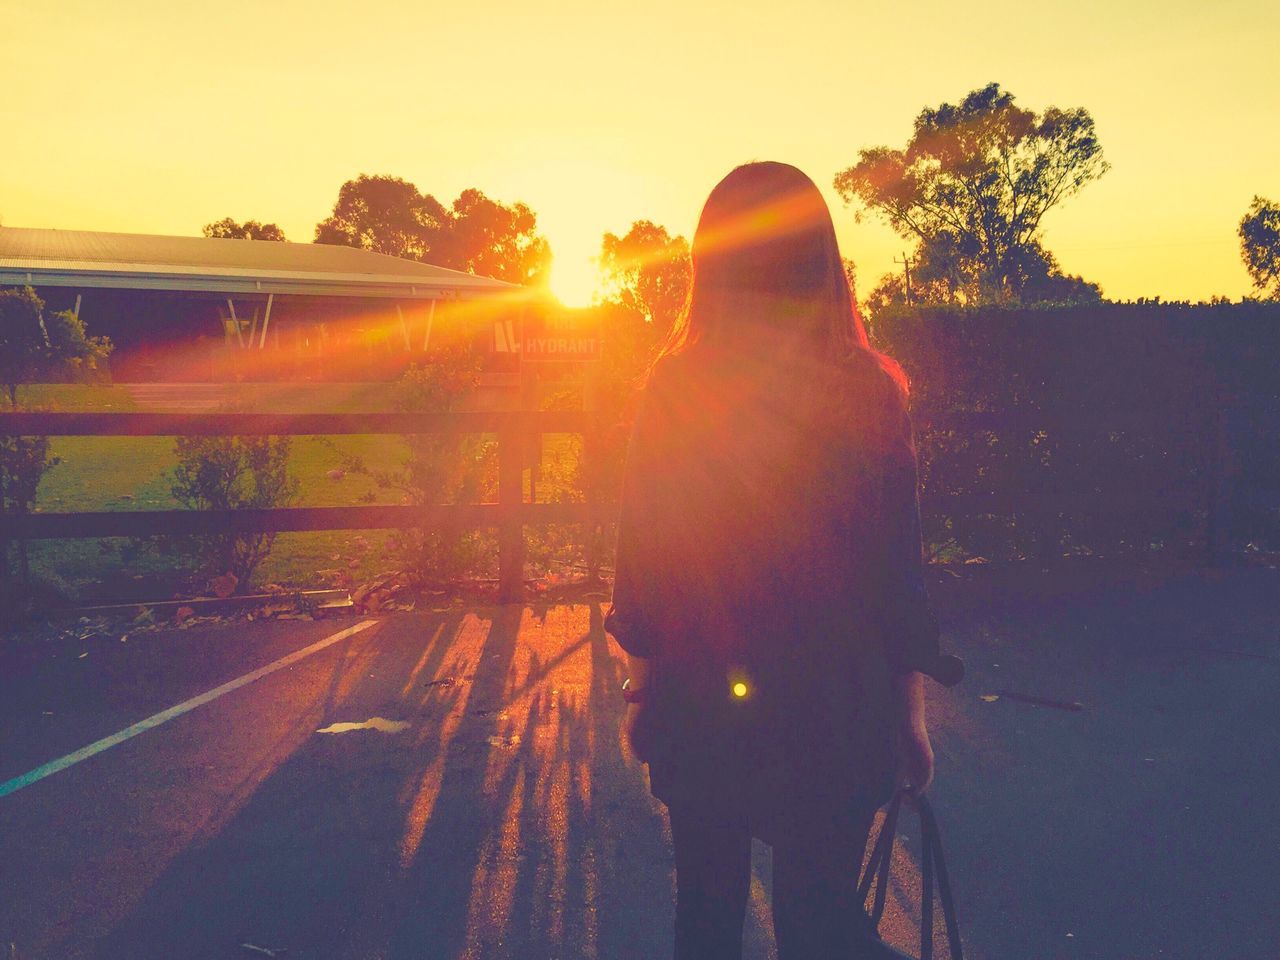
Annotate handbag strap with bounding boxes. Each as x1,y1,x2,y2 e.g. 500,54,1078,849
856,788,903,924
856,789,964,960
918,794,964,960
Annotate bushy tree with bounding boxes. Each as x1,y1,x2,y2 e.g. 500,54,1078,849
315,174,448,260
41,308,114,384
203,218,288,241
1239,196,1280,298
835,83,1108,306
598,221,691,342
433,188,551,285
0,286,50,406
0,286,112,588
314,174,551,284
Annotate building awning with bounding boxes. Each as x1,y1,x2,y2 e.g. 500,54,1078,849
0,226,521,301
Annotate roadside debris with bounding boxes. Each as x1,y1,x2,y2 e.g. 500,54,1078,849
239,944,287,957
995,689,1085,712
352,572,415,614
209,572,238,598
424,676,463,688
316,717,409,734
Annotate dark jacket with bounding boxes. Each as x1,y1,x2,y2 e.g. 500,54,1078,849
605,347,947,840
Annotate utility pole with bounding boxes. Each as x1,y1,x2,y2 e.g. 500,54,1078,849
893,252,914,305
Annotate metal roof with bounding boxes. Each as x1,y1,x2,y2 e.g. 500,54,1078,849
0,226,519,300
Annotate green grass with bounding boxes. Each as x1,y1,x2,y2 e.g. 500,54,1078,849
15,385,596,603
17,383,141,412
17,381,405,413
27,434,412,601
15,386,430,600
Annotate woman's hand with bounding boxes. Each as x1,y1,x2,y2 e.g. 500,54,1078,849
897,723,934,797
892,670,934,796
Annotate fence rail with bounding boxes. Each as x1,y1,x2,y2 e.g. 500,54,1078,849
0,411,591,436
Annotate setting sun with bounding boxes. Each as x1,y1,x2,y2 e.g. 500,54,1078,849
549,248,604,307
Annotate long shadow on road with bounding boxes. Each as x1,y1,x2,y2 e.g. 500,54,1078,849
92,604,675,960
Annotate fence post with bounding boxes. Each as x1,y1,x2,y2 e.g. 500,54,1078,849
582,367,601,584
498,422,526,603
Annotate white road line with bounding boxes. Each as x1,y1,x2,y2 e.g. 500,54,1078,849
0,619,381,799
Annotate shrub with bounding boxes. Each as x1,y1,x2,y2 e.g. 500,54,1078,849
170,434,299,587
350,343,496,586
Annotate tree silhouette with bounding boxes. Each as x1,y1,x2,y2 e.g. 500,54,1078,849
314,174,447,261
432,188,551,285
202,218,287,242
314,175,550,284
835,82,1108,305
1239,196,1280,298
598,221,691,341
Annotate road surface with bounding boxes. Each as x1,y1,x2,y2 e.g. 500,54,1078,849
2,565,1278,959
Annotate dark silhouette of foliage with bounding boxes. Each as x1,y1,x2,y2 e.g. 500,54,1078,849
0,285,114,402
835,83,1108,306
1239,196,1280,298
871,301,1280,562
314,174,448,260
0,286,48,406
0,286,112,588
598,221,691,342
432,188,551,285
314,174,551,284
202,218,288,241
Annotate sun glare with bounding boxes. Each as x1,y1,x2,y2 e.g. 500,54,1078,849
549,251,603,308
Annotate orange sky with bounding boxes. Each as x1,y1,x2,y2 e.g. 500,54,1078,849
2,0,1276,305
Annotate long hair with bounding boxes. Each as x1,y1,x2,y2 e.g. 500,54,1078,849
654,161,909,402
619,164,917,670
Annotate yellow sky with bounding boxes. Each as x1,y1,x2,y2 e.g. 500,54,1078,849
2,0,1277,304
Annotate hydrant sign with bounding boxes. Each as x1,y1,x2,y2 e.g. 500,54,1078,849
520,314,601,362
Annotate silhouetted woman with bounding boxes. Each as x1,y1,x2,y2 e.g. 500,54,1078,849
604,161,959,959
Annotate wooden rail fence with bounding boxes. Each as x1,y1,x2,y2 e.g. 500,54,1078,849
2,399,1272,601
0,411,612,603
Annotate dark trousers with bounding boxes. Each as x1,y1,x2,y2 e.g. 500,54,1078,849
669,802,880,960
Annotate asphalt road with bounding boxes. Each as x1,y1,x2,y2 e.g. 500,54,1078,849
2,565,1278,959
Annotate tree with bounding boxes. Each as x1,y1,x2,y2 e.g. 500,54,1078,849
314,174,448,260
202,218,288,241
842,257,859,303
1239,196,1280,298
432,188,551,285
835,82,1109,304
0,286,112,406
314,175,552,284
598,221,692,340
0,286,48,406
0,286,113,591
